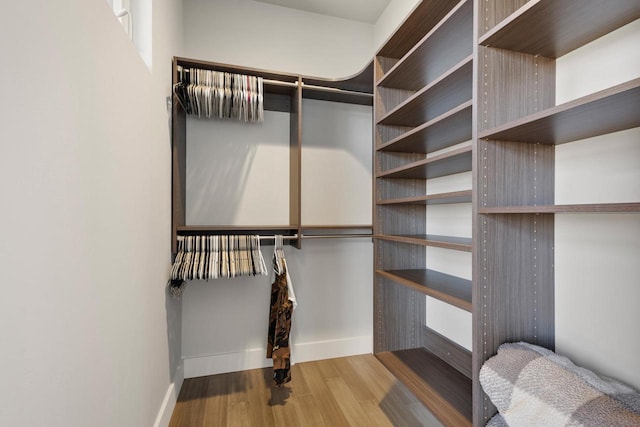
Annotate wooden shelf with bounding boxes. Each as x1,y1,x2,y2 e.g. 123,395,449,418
377,0,473,91
479,78,640,144
377,146,472,179
376,348,472,427
479,0,640,58
302,61,373,94
175,56,299,86
374,234,472,252
423,326,472,379
377,190,472,206
479,202,640,214
377,269,472,311
378,101,472,153
378,56,472,127
377,0,461,58
172,57,374,253
177,225,298,234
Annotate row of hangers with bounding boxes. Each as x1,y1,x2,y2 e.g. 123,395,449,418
169,235,268,292
174,66,264,122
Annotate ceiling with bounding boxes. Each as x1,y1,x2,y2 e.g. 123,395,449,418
253,0,392,24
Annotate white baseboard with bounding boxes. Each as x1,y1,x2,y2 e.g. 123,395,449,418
154,361,184,427
183,334,373,379
293,335,372,363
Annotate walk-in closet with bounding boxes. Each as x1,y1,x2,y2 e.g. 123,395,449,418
4,1,639,427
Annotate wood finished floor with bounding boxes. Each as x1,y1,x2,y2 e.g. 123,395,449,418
169,354,444,427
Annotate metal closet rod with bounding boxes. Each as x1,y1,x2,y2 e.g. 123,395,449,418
258,233,371,241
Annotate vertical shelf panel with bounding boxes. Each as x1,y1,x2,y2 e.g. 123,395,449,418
290,78,303,249
171,59,187,254
375,277,426,352
478,140,555,207
476,0,529,39
479,46,555,130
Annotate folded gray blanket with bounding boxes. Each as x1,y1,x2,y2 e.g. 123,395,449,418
479,342,640,426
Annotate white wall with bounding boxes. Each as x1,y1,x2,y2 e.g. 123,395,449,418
183,0,374,78
301,99,372,225
0,1,183,426
554,19,640,389
186,111,291,226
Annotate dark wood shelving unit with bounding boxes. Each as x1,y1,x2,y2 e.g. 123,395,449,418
172,57,373,253
478,0,640,58
374,234,472,252
479,78,640,144
376,348,472,427
473,1,640,424
373,2,475,425
377,190,472,206
377,146,472,179
376,269,472,311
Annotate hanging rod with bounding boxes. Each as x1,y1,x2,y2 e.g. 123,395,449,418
258,235,299,241
263,79,299,88
257,233,372,241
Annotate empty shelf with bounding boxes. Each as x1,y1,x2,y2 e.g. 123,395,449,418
479,78,640,144
374,234,472,252
377,190,472,206
378,0,473,91
377,146,472,179
377,0,461,58
378,102,472,153
376,348,472,427
479,0,640,58
378,57,472,127
479,203,640,214
377,269,472,311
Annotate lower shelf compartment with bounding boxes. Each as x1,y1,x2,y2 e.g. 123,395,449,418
376,348,472,427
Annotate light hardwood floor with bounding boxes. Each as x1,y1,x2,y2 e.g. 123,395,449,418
169,354,444,426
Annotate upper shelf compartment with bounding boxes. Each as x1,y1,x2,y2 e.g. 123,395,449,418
377,0,473,91
479,78,640,144
478,0,640,58
378,56,472,127
376,0,462,60
302,61,374,106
